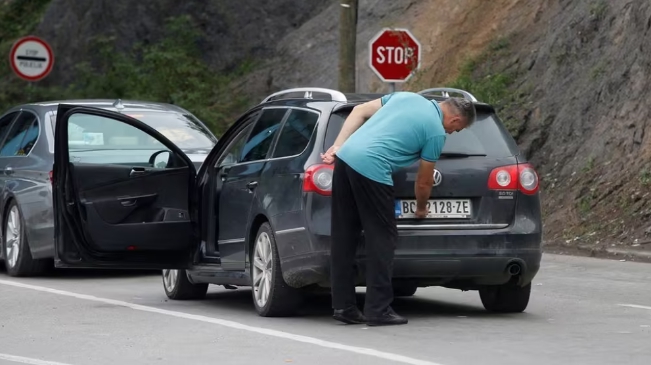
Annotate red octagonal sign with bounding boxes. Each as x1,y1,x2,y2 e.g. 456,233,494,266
369,28,421,83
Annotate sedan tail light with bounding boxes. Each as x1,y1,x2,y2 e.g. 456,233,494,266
488,163,539,195
303,164,334,195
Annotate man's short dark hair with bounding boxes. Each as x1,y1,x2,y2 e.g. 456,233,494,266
443,97,476,127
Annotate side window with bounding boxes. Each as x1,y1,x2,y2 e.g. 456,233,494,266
0,112,38,157
272,109,319,158
0,112,19,149
240,108,288,163
66,113,169,166
217,124,254,167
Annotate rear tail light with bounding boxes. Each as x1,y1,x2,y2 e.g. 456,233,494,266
488,163,539,195
49,170,53,184
303,164,334,195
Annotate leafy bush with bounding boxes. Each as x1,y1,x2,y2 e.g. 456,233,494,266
1,9,252,135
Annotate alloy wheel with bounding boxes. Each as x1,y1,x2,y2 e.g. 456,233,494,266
5,206,21,268
162,269,178,292
252,232,273,308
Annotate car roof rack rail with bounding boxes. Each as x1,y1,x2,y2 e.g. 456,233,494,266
417,87,478,102
261,87,348,104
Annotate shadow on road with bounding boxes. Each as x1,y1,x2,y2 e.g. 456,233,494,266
200,287,527,321
0,262,158,280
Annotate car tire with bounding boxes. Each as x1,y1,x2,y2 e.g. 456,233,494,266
250,222,302,317
393,285,418,297
162,269,208,300
2,201,49,277
479,282,531,313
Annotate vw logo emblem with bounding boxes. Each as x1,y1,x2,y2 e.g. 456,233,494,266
433,169,442,186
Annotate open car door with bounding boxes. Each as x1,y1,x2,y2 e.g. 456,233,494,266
53,104,198,269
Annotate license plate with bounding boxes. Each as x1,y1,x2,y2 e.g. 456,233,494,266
395,199,472,219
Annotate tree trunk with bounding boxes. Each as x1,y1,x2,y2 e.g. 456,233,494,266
338,0,358,93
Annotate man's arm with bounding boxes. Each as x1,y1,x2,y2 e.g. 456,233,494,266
415,159,435,217
332,98,382,146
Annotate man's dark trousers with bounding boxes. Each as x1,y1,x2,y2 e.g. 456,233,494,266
330,156,398,318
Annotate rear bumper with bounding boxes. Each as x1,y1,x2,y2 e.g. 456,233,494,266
279,228,542,289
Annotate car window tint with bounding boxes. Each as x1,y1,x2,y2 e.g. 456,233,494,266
66,113,172,166
325,109,518,158
0,112,38,156
272,109,319,158
0,112,20,149
241,108,288,163
217,124,254,167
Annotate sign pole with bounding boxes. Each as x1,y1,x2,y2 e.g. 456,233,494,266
389,82,396,93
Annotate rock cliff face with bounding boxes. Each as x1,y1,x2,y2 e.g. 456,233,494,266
33,0,331,85
8,0,651,254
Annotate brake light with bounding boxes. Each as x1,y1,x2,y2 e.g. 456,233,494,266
488,163,539,195
303,164,334,195
49,170,53,184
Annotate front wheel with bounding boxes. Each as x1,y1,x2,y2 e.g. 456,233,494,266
479,283,531,313
2,201,48,277
162,269,208,300
250,222,302,317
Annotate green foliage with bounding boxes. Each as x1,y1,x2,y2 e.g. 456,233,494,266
68,15,252,134
0,0,63,109
1,10,252,135
448,35,523,136
0,0,51,41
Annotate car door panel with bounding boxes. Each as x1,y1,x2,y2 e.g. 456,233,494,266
68,163,191,251
54,104,198,269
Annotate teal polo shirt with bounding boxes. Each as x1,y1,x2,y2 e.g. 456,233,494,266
336,91,446,186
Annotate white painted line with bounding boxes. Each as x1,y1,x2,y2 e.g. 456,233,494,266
0,279,442,365
0,353,73,365
618,304,651,311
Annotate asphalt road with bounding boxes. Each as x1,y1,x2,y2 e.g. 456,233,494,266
0,254,650,365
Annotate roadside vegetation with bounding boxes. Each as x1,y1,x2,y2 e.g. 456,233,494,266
0,1,251,134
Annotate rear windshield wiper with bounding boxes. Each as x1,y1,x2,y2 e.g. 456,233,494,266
440,152,487,158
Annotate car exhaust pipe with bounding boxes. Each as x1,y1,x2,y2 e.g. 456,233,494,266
506,262,522,276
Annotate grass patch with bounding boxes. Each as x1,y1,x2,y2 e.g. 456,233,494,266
639,168,651,186
447,38,521,135
589,0,608,20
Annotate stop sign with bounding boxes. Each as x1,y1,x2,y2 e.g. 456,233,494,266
368,28,422,83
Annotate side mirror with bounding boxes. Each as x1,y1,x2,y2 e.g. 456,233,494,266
149,150,172,168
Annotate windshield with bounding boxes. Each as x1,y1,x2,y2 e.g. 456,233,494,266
50,110,217,150
325,109,518,158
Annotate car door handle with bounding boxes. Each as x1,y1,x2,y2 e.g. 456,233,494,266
246,181,258,190
130,167,147,177
118,193,157,207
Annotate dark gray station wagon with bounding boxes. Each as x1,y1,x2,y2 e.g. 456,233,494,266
0,99,217,277
51,87,542,317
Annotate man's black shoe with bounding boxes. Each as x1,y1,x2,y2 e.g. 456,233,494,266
367,308,408,326
333,306,367,324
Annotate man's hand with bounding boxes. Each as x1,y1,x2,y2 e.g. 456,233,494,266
414,207,429,219
321,145,339,164
414,159,436,218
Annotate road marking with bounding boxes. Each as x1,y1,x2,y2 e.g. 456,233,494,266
618,304,651,311
0,279,443,365
0,353,73,365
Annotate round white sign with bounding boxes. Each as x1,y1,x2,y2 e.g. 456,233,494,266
9,36,54,81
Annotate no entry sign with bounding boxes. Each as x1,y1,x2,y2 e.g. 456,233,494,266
368,28,421,84
9,36,54,82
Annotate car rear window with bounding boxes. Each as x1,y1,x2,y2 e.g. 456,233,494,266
324,109,518,158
